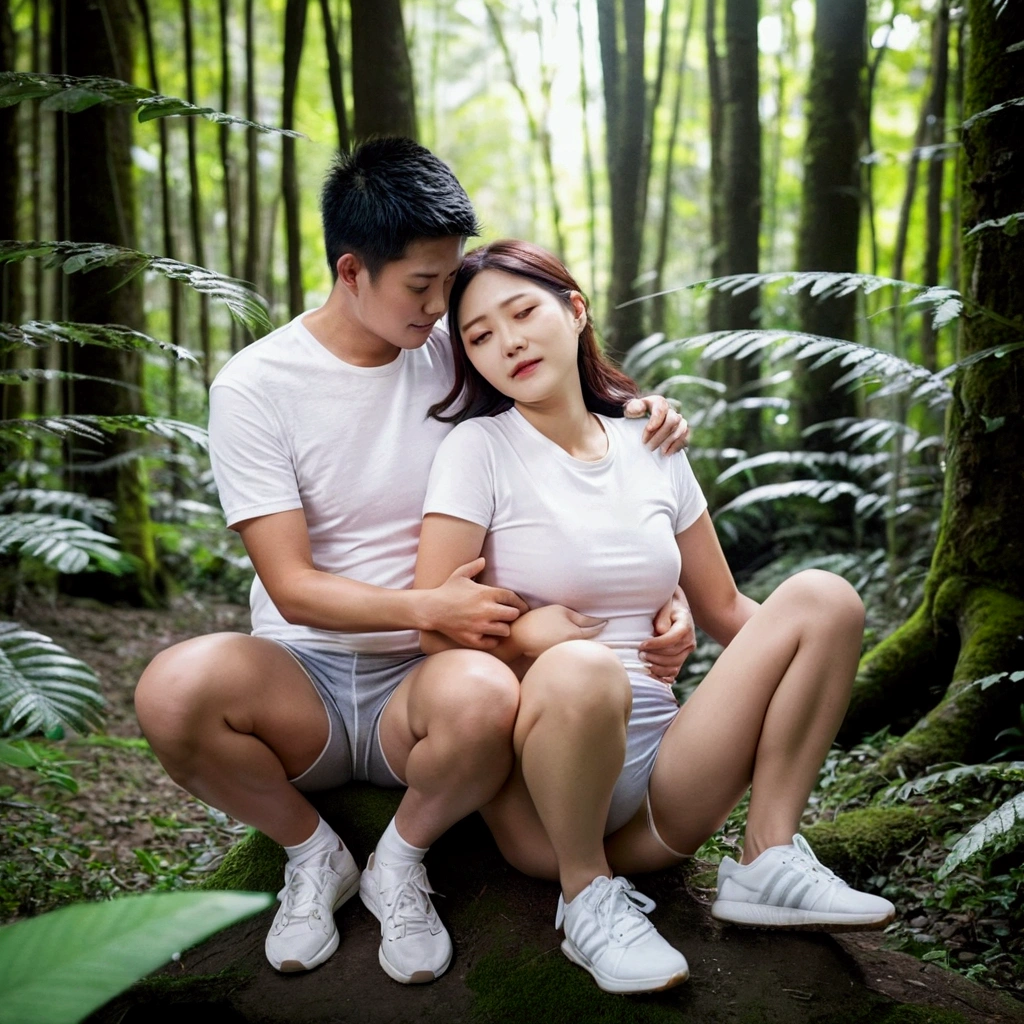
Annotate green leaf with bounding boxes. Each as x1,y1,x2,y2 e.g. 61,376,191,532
0,738,37,767
0,622,104,737
0,241,271,335
39,87,111,113
0,891,273,1024
962,95,1024,131
0,513,122,574
135,95,305,137
938,790,1024,878
966,212,1024,238
0,321,197,363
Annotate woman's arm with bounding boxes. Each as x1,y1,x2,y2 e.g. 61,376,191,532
415,513,606,661
676,511,759,646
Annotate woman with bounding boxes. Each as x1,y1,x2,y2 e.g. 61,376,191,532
413,240,894,995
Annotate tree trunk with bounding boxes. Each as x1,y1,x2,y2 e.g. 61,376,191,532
715,0,763,452
350,0,416,141
282,0,308,319
597,0,648,363
793,0,865,437
919,0,951,374
651,0,697,338
219,0,240,353
52,0,164,607
319,0,350,151
575,0,598,304
842,0,1024,776
705,0,726,333
243,0,260,342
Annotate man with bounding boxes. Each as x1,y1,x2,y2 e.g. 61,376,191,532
135,137,691,985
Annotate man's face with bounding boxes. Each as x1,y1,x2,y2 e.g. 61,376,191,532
354,236,465,350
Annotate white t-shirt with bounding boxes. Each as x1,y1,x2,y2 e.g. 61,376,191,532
208,313,455,654
423,409,707,677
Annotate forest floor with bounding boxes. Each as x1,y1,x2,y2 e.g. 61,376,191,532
1,594,1023,1023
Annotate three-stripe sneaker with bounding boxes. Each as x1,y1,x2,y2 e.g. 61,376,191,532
557,875,689,994
711,833,896,931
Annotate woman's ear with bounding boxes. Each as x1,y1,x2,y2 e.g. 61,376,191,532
569,291,588,331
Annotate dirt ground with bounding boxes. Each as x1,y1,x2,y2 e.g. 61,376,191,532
3,595,1024,1023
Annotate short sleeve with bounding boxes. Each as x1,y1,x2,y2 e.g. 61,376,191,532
208,382,302,527
669,451,708,534
423,422,496,529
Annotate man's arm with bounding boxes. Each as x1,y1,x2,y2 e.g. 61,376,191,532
236,508,527,648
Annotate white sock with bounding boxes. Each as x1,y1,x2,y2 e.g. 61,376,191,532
284,815,343,865
374,817,427,874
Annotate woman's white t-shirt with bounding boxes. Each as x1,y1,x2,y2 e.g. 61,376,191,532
422,409,707,677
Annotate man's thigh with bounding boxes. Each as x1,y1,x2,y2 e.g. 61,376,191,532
136,632,329,779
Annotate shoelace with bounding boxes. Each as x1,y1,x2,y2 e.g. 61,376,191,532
788,834,845,887
273,863,328,930
381,865,442,938
557,877,656,946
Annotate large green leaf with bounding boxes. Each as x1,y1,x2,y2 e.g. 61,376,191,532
0,413,208,449
0,513,122,574
0,622,104,737
938,790,1024,878
0,242,271,335
0,72,302,137
1,320,196,362
0,890,273,1024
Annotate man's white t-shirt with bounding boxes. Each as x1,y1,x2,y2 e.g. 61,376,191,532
208,313,455,655
422,409,707,678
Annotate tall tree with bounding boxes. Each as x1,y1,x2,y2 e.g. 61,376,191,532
844,0,1024,774
319,0,350,151
51,0,163,606
243,0,260,341
575,0,598,303
596,0,649,362
707,0,763,451
793,0,866,436
282,0,308,319
350,0,416,140
219,0,240,353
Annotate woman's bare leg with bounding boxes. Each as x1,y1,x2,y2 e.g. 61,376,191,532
606,570,864,875
483,639,631,901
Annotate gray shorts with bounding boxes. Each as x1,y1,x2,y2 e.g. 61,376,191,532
605,676,680,835
277,642,426,792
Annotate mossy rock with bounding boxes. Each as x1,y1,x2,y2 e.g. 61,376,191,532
803,808,930,885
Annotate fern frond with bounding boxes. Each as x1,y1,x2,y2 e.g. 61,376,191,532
654,374,727,395
0,242,270,334
0,71,303,137
0,513,122,573
962,95,1024,130
716,449,887,484
887,762,1024,803
0,623,104,737
0,414,208,449
966,212,1024,238
804,417,923,452
716,479,865,516
938,790,1024,878
1,321,196,362
0,489,115,523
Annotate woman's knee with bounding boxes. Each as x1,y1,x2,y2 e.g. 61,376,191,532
527,640,631,717
780,569,865,629
490,823,559,880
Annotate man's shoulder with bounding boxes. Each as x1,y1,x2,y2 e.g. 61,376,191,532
211,317,307,392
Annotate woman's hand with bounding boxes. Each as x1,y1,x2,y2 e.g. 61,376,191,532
640,587,696,683
624,395,690,454
511,605,608,659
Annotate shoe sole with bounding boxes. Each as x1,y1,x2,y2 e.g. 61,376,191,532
267,872,361,973
711,900,895,932
560,938,689,995
360,883,452,984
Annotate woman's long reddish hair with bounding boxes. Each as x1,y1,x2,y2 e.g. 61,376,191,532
429,239,640,423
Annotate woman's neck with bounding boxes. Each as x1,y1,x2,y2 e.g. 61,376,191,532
514,388,607,461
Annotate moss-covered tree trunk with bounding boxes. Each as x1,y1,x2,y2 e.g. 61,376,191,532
794,0,865,436
53,0,164,607
842,0,1024,776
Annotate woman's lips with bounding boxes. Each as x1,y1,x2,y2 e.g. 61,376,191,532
512,358,541,378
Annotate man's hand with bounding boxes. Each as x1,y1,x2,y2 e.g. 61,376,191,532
624,395,690,454
425,557,529,649
511,605,608,660
640,586,696,683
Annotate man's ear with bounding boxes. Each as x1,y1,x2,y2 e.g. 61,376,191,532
336,252,365,293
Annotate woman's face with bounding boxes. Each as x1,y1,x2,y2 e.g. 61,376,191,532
457,269,585,405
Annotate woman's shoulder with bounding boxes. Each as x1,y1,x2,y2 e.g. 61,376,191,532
436,412,514,460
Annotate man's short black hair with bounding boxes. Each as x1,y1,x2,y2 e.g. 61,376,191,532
320,137,480,280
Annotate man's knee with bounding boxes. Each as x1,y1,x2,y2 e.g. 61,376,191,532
427,650,520,736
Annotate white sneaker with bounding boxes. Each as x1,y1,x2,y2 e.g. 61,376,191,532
265,846,361,972
359,852,453,984
557,875,689,994
712,833,896,931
